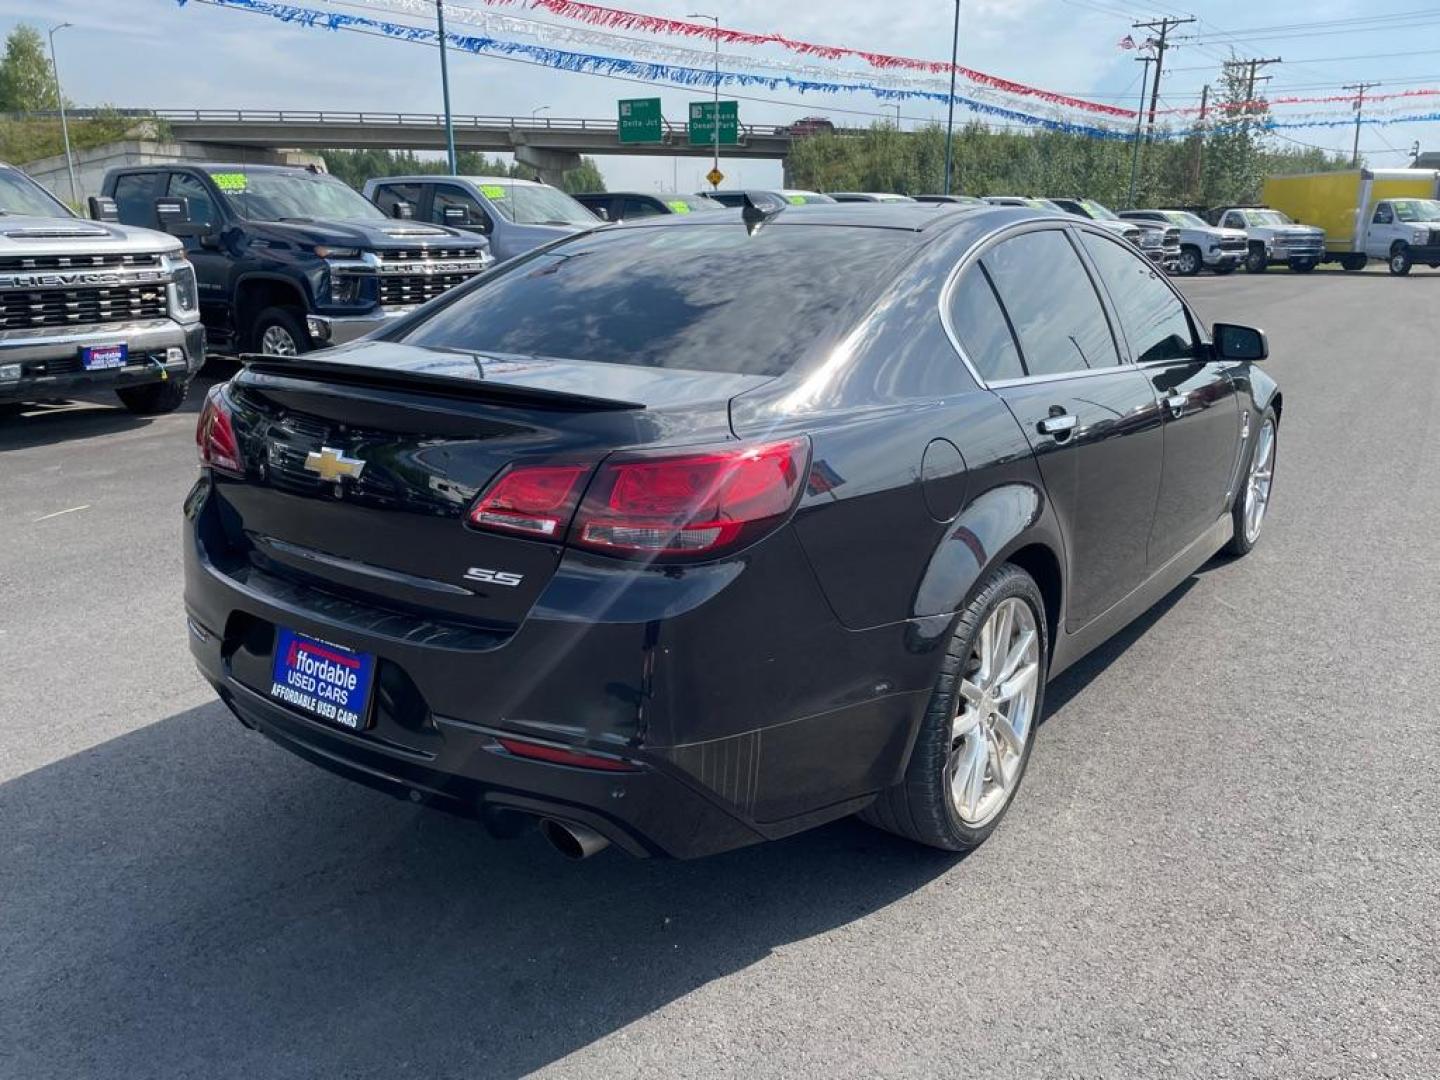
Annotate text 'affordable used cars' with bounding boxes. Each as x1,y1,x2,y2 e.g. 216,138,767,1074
186,202,1281,860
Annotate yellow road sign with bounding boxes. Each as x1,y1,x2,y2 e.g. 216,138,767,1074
706,167,725,186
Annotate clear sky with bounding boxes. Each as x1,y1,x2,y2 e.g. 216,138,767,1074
2,0,1434,192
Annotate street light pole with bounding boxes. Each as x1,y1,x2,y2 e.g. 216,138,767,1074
531,105,551,124
435,0,458,173
47,23,78,207
943,0,961,194
688,14,720,188
890,104,901,130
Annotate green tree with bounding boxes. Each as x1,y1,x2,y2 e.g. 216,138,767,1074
559,156,605,193
0,25,60,112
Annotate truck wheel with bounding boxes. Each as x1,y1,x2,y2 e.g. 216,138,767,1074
116,377,190,416
1244,246,1268,274
253,307,310,356
1340,254,1368,272
1388,245,1413,276
1289,258,1317,274
1176,246,1203,276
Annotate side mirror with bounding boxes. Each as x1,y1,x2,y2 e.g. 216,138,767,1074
88,195,120,223
391,200,414,220
441,204,471,227
1213,323,1268,362
594,206,610,221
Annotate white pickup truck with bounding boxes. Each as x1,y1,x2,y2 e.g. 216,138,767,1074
1345,198,1440,275
1212,207,1326,274
0,162,204,413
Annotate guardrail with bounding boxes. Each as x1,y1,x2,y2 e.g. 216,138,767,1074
2,108,851,140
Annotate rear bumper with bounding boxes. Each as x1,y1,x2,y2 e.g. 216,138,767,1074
183,478,937,858
0,319,203,404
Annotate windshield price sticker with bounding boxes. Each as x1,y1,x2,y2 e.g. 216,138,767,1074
270,628,375,730
481,184,507,200
209,172,248,193
786,195,807,206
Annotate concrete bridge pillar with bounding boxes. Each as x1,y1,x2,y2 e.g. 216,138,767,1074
512,141,581,186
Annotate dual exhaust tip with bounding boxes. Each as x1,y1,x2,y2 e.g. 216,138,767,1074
481,806,610,859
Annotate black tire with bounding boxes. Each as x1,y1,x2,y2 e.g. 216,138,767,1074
1388,245,1413,276
251,306,311,356
1289,258,1317,274
861,563,1048,852
1244,246,1268,274
1340,254,1368,272
1176,246,1204,276
115,377,190,416
1211,263,1238,276
1225,407,1278,558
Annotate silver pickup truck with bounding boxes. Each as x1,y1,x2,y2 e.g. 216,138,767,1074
0,162,204,414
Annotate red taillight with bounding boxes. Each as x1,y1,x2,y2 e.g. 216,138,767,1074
495,736,639,772
196,385,242,475
467,463,590,539
571,436,810,560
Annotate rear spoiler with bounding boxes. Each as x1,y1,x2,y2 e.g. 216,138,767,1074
237,355,645,412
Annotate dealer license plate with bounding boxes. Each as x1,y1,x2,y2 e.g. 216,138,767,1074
81,344,128,370
269,628,375,730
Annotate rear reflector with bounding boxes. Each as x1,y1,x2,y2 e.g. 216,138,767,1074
196,385,242,475
571,436,810,561
495,736,639,772
467,463,591,539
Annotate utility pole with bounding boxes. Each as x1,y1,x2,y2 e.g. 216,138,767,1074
436,1,457,173
1192,84,1209,196
1131,14,1194,139
47,23,78,206
1344,81,1380,167
1127,55,1153,207
688,13,721,188
943,0,962,194
1224,58,1282,106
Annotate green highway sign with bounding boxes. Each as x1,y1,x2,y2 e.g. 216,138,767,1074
688,100,739,146
618,97,663,143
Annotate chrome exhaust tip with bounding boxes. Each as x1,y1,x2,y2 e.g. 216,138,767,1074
539,818,610,860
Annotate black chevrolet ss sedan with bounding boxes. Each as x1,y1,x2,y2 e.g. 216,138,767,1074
185,203,1280,860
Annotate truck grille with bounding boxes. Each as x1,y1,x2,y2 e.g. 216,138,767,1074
1221,236,1247,252
376,247,485,263
378,272,474,306
0,283,168,330
0,251,164,273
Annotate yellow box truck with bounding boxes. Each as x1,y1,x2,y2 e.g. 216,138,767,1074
1263,168,1440,274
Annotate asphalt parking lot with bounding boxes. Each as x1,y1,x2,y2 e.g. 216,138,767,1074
2,266,1438,1079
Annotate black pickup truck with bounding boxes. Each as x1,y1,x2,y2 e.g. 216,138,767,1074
102,163,490,356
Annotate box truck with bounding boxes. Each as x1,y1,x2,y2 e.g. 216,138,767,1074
1263,168,1440,275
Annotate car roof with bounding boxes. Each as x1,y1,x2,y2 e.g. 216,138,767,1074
603,201,1007,234
184,163,334,174
363,175,553,189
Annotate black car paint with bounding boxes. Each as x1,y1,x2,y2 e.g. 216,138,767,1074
101,165,485,354
185,204,1281,859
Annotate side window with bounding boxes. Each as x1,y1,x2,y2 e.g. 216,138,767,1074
981,229,1120,377
1080,231,1198,365
432,184,488,228
1222,211,1244,229
1373,203,1393,225
372,182,423,217
619,196,663,220
946,266,1024,382
111,173,157,226
166,172,216,227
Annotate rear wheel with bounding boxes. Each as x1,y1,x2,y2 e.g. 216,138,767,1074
1389,245,1413,276
1176,246,1203,276
1225,408,1277,557
116,377,190,416
1340,254,1368,272
861,564,1047,851
1244,246,1268,274
253,306,310,356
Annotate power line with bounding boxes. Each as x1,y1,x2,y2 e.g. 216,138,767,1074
1132,14,1194,136
1343,81,1381,166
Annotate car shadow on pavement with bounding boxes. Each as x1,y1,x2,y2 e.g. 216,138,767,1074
2,701,961,1080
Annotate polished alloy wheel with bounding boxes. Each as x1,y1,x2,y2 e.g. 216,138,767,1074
261,325,299,356
948,597,1040,826
1243,418,1276,544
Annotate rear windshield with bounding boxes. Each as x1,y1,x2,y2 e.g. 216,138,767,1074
399,223,913,376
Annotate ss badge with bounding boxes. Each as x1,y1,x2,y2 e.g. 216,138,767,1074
464,567,524,588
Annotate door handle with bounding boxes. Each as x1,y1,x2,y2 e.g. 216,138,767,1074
1037,413,1078,439
1165,394,1187,417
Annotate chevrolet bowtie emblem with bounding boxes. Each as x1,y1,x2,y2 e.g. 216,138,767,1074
303,447,366,483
